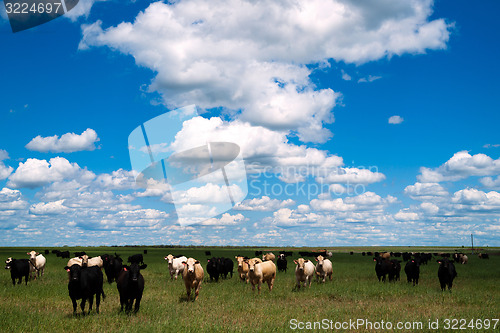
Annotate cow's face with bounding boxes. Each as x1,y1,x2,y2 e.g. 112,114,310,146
279,254,285,260
165,254,174,265
183,258,198,275
235,256,245,268
65,264,81,281
294,258,308,271
5,258,13,270
27,251,37,260
127,263,147,282
246,259,259,272
316,255,324,267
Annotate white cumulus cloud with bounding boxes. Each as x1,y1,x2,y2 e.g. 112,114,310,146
26,128,100,153
388,115,404,124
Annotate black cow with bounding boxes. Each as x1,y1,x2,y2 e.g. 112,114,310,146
388,260,401,282
221,257,233,279
74,251,87,257
205,251,212,256
57,251,70,259
5,258,30,285
374,257,391,282
44,250,50,255
52,250,60,255
478,253,489,259
276,254,287,273
207,257,220,282
437,259,457,291
128,254,144,265
117,263,147,313
361,252,366,256
102,254,123,284
404,259,420,286
65,264,105,315
143,250,148,255
255,251,263,257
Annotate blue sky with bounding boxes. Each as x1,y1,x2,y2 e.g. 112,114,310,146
0,0,499,247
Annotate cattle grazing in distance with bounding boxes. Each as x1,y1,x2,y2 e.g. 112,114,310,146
5,258,30,285
164,254,187,281
315,255,333,283
381,252,391,259
374,257,391,282
143,249,148,255
56,251,70,259
437,259,457,291
404,259,420,286
402,252,412,261
235,256,249,283
102,254,123,284
294,258,315,289
362,252,366,256
74,251,86,257
117,262,147,312
262,252,275,262
280,251,293,257
182,258,204,301
276,253,287,273
128,254,144,265
478,253,489,259
255,251,263,257
27,251,46,280
349,252,354,255
44,250,50,255
65,264,105,315
388,260,401,282
245,258,276,294
205,251,211,256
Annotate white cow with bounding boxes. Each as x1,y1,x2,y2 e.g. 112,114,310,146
164,254,187,280
27,251,46,280
294,258,315,289
315,255,333,283
66,255,103,268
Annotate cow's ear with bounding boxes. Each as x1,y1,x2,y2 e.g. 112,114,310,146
140,264,147,270
195,261,200,265
182,261,187,265
305,260,309,263
64,266,69,271
27,252,30,255
293,260,298,264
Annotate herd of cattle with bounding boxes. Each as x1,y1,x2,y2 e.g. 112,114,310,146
3,249,492,315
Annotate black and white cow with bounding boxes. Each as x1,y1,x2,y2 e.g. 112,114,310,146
5,258,30,285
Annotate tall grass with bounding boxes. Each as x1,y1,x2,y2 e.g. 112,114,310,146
0,247,498,332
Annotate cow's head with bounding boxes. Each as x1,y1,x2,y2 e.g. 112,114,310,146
126,263,147,282
245,258,260,272
65,264,81,282
165,254,174,265
182,258,199,275
5,257,13,270
316,255,324,268
27,251,37,260
294,258,308,271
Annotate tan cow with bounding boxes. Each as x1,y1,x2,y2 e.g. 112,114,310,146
182,258,204,301
235,256,249,283
294,258,315,289
245,258,276,294
262,252,275,262
381,252,391,259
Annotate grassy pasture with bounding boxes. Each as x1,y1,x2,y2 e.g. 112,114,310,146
0,247,499,332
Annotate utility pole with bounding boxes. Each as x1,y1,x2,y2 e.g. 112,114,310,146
471,234,474,255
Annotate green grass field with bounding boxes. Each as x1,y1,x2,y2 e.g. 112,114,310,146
0,247,498,332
